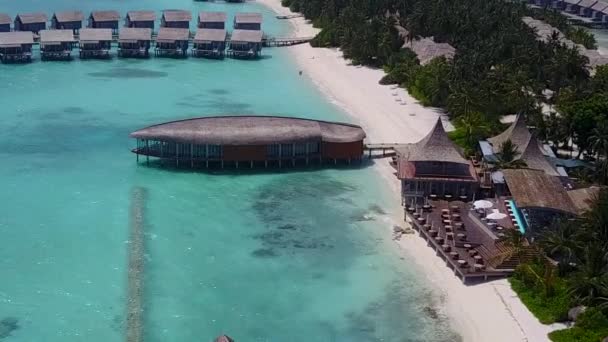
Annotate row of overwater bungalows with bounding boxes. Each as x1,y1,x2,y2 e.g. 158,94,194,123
528,0,608,25
0,10,263,62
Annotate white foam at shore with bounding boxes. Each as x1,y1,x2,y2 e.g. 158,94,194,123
257,0,568,340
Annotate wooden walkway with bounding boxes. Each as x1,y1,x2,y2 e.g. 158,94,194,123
364,143,408,158
276,14,303,19
126,187,147,342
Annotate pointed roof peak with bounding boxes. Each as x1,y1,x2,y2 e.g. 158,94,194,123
489,113,532,154
404,117,469,164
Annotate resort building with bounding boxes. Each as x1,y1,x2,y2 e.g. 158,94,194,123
228,30,263,58
161,10,192,29
14,13,48,34
0,14,10,32
155,27,189,57
88,11,120,34
0,31,34,63
192,28,226,58
233,13,263,31
118,28,152,58
130,116,366,168
198,11,226,29
78,28,112,59
51,11,84,33
125,11,156,30
396,118,479,206
39,29,75,60
395,26,455,65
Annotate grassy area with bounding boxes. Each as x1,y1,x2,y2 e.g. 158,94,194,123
508,277,570,324
548,308,608,342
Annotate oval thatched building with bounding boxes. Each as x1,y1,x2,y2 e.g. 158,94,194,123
130,115,366,168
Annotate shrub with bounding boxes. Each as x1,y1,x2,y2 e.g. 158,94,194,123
549,308,608,342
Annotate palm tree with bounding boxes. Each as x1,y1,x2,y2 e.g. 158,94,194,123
568,242,608,306
490,229,529,267
456,111,491,153
539,220,581,266
589,121,608,160
493,139,528,170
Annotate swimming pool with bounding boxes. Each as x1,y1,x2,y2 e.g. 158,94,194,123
507,200,527,234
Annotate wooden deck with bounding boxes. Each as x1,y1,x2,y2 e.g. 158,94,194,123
405,199,513,284
126,187,146,342
262,36,312,47
276,14,303,19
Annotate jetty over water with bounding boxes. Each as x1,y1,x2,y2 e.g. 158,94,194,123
130,115,366,169
126,187,147,342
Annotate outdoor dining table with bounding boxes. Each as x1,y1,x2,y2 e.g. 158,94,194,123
442,244,451,252
474,255,483,263
496,226,504,231
445,194,453,200
463,243,472,250
457,233,466,240
444,225,453,232
413,212,421,218
446,232,454,240
429,230,438,237
468,249,477,256
442,219,451,225
457,259,467,267
450,205,459,212
487,222,497,228
454,222,464,230
474,263,485,271
451,213,461,220
459,195,467,201
430,194,438,200
441,208,449,214
417,217,426,224
422,204,432,211
449,251,459,259
423,224,431,231
434,236,444,244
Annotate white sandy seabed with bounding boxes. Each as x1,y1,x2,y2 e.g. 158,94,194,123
258,1,569,341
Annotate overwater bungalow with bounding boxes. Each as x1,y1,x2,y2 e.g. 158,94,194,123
51,11,84,33
125,11,156,30
0,14,11,32
118,28,152,58
78,28,112,59
88,11,120,34
14,13,48,34
192,28,226,58
198,11,226,29
161,10,192,29
233,13,263,30
591,1,608,21
0,31,33,63
155,27,189,57
396,118,479,205
578,0,599,16
39,29,75,60
228,30,263,58
130,116,366,168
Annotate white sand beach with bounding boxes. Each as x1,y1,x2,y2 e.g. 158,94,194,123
259,0,567,341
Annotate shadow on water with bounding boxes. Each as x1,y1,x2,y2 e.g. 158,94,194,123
0,317,19,340
88,67,169,79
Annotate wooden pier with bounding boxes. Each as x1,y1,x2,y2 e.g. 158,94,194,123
275,14,303,19
262,36,312,47
364,143,408,158
126,187,147,342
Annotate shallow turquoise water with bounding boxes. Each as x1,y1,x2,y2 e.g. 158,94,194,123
0,1,458,341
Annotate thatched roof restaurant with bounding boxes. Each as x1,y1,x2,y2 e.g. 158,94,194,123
0,13,12,32
14,13,48,33
79,28,112,58
228,29,263,58
39,29,75,60
198,11,226,29
119,28,152,58
51,11,84,33
396,118,478,205
130,115,366,168
161,10,192,29
192,28,227,58
126,11,156,29
234,12,262,30
155,27,189,57
0,31,34,63
89,10,120,33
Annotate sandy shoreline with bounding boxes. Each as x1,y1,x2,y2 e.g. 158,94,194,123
258,1,566,341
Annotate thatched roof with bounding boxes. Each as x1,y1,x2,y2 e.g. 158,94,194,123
90,10,120,22
234,12,263,24
199,11,226,23
54,11,84,23
119,28,152,42
503,169,576,214
395,118,469,164
578,0,598,7
194,28,226,43
395,25,455,65
488,114,560,176
156,27,189,42
127,11,156,22
568,186,601,213
16,13,48,24
40,29,75,43
0,31,34,47
130,115,366,145
79,28,112,42
0,13,11,25
591,1,608,11
522,17,608,69
488,114,531,155
231,29,263,43
162,10,192,22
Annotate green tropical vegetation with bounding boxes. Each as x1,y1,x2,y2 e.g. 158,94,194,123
508,189,608,341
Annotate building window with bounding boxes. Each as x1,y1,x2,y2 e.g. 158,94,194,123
267,144,280,157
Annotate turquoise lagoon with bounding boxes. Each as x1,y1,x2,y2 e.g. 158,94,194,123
0,1,458,341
